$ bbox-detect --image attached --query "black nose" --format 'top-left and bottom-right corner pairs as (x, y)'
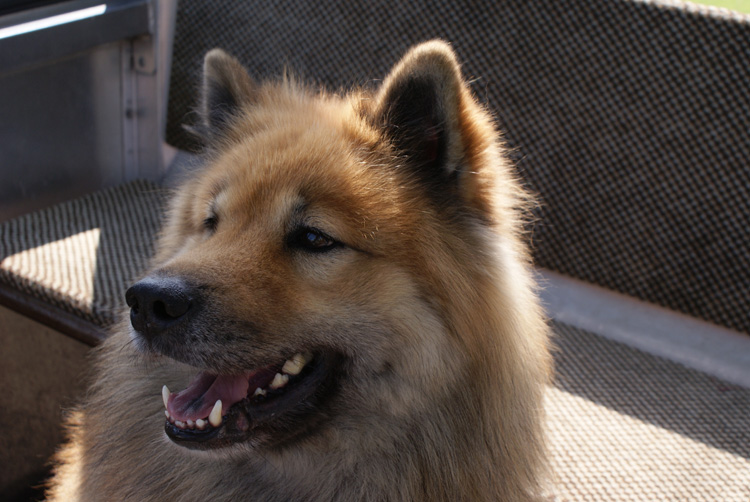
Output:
(125, 276), (195, 338)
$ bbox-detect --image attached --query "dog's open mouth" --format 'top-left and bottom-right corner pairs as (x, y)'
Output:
(161, 351), (341, 450)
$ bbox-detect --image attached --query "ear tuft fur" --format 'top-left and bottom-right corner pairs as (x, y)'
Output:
(200, 49), (256, 139)
(374, 40), (467, 184)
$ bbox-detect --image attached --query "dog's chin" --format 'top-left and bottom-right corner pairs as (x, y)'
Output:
(156, 349), (344, 452)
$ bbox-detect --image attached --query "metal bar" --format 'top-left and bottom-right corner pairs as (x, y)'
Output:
(538, 268), (750, 389)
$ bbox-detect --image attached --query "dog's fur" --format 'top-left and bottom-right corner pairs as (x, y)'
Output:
(47, 41), (551, 501)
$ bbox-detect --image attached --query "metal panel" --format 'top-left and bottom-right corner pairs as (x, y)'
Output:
(0, 0), (152, 75)
(0, 45), (125, 221)
(0, 0), (176, 222)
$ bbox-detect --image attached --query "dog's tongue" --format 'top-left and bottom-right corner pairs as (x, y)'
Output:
(167, 372), (251, 422)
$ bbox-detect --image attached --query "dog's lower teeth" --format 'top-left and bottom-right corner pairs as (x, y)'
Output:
(163, 352), (313, 432)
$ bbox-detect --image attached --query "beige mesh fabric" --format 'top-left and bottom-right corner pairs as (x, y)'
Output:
(0, 180), (166, 327)
(546, 322), (750, 501)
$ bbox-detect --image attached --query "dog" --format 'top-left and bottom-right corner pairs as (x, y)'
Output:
(47, 40), (551, 501)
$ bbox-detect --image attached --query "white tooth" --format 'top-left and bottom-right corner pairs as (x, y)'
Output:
(270, 373), (289, 389)
(196, 419), (206, 430)
(253, 387), (267, 397)
(281, 360), (297, 375)
(282, 353), (307, 375)
(187, 419), (195, 428)
(175, 420), (185, 428)
(209, 400), (223, 427)
(162, 385), (170, 409)
(164, 410), (170, 419)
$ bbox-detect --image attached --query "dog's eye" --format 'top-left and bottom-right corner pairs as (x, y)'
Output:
(289, 227), (339, 252)
(203, 214), (218, 233)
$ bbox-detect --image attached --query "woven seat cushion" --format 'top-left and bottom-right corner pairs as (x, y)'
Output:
(166, 0), (750, 335)
(0, 180), (166, 329)
(547, 322), (750, 501)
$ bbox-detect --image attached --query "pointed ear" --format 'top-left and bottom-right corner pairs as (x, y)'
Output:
(198, 49), (256, 139)
(373, 40), (468, 185)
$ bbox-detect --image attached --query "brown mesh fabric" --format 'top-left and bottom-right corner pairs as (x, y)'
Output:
(166, 0), (750, 334)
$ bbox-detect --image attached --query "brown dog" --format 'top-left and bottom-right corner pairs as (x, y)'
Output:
(48, 40), (551, 501)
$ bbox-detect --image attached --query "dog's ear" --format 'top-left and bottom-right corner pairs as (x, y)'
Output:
(197, 49), (256, 140)
(374, 40), (470, 188)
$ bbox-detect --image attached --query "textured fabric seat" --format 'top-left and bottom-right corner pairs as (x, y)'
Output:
(0, 180), (166, 344)
(546, 322), (750, 501)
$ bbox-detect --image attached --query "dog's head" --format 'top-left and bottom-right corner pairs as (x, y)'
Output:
(126, 41), (524, 453)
